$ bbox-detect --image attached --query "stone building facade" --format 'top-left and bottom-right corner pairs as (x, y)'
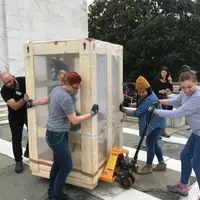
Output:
(0, 0), (88, 76)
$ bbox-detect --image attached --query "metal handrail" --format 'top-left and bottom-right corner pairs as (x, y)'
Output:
(124, 94), (133, 104)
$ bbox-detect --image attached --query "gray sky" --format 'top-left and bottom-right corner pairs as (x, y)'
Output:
(87, 0), (94, 5)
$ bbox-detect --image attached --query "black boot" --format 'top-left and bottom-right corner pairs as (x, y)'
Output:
(50, 194), (71, 200)
(60, 193), (70, 200)
(15, 161), (24, 173)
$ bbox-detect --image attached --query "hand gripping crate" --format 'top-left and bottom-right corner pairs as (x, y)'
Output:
(24, 38), (123, 189)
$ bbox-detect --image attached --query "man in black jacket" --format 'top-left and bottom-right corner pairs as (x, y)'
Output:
(0, 72), (29, 174)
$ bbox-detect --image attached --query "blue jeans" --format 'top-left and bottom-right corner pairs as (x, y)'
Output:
(146, 128), (164, 166)
(180, 133), (200, 188)
(45, 130), (73, 200)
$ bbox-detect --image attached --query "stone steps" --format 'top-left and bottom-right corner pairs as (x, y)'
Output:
(0, 113), (8, 121)
(0, 107), (8, 114)
(0, 119), (9, 125)
(0, 95), (8, 125)
(0, 102), (6, 109)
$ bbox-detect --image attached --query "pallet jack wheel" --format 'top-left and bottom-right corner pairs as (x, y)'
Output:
(120, 175), (133, 190)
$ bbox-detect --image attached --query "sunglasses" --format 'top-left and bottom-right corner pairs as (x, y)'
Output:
(71, 84), (81, 90)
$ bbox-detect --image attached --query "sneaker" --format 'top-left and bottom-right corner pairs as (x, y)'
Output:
(15, 161), (24, 173)
(161, 131), (170, 138)
(153, 163), (167, 171)
(24, 150), (29, 158)
(167, 182), (189, 196)
(137, 165), (152, 175)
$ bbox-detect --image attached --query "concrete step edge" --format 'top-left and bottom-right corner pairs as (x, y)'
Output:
(0, 117), (8, 122)
(0, 119), (9, 125)
(0, 113), (7, 117)
(0, 107), (7, 111)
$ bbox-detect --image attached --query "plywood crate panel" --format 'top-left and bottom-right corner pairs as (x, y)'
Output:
(24, 39), (123, 189)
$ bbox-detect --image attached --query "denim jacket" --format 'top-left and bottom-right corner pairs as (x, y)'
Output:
(133, 92), (166, 137)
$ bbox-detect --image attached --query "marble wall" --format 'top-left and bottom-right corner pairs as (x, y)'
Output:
(0, 0), (88, 76)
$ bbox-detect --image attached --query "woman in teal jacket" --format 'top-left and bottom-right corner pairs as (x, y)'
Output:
(120, 76), (166, 174)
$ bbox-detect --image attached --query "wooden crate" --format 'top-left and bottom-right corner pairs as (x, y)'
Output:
(23, 38), (123, 189)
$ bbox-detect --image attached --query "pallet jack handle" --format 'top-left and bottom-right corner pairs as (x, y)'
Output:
(99, 100), (160, 188)
(131, 100), (160, 164)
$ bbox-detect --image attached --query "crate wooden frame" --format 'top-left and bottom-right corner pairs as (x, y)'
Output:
(24, 38), (123, 189)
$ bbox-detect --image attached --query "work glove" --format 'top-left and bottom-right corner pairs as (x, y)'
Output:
(148, 105), (156, 115)
(26, 99), (34, 108)
(91, 104), (99, 116)
(152, 100), (160, 108)
(148, 100), (159, 115)
(119, 103), (126, 113)
(123, 101), (130, 107)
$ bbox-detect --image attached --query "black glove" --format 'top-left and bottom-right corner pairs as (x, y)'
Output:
(152, 100), (160, 108)
(148, 105), (156, 114)
(119, 104), (126, 113)
(123, 101), (130, 107)
(148, 100), (159, 114)
(26, 99), (34, 108)
(91, 104), (99, 116)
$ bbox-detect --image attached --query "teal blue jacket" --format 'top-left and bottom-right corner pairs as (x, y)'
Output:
(133, 92), (166, 137)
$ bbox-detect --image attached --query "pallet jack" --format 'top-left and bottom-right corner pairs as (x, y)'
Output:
(99, 101), (159, 189)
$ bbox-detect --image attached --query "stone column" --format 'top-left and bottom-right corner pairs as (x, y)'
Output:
(0, 0), (9, 75)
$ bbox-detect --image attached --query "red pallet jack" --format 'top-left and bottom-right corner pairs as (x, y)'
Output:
(99, 101), (159, 189)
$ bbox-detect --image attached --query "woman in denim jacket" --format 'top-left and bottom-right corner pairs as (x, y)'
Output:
(120, 76), (166, 174)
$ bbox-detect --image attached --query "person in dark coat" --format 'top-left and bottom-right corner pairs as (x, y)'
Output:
(152, 66), (173, 138)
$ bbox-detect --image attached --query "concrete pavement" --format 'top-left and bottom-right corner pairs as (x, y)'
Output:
(0, 120), (198, 200)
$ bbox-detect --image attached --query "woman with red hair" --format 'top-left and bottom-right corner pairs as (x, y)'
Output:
(29, 71), (99, 200)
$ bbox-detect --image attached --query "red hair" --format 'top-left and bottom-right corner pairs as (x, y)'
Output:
(59, 71), (82, 85)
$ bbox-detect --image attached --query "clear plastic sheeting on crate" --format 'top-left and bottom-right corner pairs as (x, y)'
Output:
(112, 55), (121, 146)
(93, 39), (123, 56)
(96, 54), (108, 166)
(33, 54), (82, 167)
